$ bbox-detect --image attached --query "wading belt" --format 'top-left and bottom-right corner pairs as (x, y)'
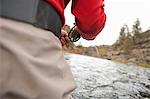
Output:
(0, 0), (62, 38)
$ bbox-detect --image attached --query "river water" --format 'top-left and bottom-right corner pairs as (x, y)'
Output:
(65, 54), (150, 99)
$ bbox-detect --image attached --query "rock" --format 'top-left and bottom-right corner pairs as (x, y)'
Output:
(104, 57), (112, 60)
(128, 58), (137, 62)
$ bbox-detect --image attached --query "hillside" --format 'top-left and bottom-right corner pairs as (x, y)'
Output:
(63, 20), (150, 67)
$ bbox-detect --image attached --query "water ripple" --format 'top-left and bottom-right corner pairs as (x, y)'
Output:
(65, 54), (150, 99)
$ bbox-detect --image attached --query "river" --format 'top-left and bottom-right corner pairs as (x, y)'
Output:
(65, 54), (150, 99)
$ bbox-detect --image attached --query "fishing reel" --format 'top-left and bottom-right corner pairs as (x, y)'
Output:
(68, 24), (81, 42)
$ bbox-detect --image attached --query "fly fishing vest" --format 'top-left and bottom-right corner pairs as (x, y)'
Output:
(0, 0), (62, 38)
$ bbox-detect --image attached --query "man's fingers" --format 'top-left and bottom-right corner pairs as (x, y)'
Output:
(60, 39), (65, 46)
(60, 29), (70, 46)
(60, 37), (67, 46)
(65, 36), (70, 42)
(61, 30), (68, 37)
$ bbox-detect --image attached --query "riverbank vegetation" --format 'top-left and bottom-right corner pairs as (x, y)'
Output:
(63, 19), (150, 68)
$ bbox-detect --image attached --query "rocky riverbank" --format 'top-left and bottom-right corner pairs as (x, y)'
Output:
(63, 20), (150, 67)
(63, 30), (150, 68)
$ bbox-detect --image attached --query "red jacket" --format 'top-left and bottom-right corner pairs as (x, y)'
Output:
(47, 0), (106, 40)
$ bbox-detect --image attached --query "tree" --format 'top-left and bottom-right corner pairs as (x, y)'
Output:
(132, 18), (142, 43)
(115, 26), (126, 50)
(132, 18), (142, 34)
(113, 24), (133, 53)
(132, 18), (142, 44)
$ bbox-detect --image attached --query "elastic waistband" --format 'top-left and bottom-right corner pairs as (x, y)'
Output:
(0, 0), (62, 38)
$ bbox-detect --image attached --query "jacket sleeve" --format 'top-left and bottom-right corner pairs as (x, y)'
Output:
(71, 0), (106, 40)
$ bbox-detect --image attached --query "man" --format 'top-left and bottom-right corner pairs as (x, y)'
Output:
(0, 0), (106, 99)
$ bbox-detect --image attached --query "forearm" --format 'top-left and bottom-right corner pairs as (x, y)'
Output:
(71, 0), (106, 40)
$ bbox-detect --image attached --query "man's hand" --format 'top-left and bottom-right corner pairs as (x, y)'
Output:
(60, 30), (70, 46)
